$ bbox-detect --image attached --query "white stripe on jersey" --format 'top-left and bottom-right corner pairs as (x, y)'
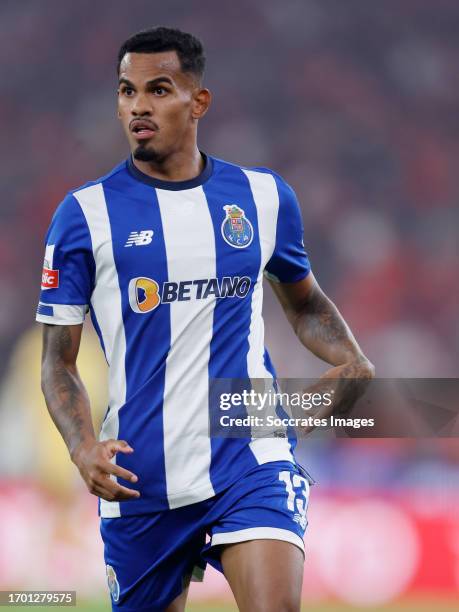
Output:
(242, 169), (294, 464)
(44, 243), (55, 268)
(156, 186), (216, 508)
(36, 303), (86, 325)
(74, 183), (127, 518)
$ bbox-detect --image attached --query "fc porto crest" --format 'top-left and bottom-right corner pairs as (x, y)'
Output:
(106, 564), (120, 602)
(221, 205), (254, 249)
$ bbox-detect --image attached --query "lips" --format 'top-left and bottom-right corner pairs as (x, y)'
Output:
(130, 119), (157, 140)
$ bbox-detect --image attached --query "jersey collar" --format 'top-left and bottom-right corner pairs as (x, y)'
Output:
(127, 152), (213, 191)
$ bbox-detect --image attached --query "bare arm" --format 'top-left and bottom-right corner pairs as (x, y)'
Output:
(270, 272), (374, 377)
(41, 324), (95, 455)
(270, 272), (374, 418)
(41, 324), (140, 500)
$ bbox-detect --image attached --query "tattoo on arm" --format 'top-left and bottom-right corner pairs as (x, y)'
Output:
(297, 284), (349, 341)
(299, 287), (374, 409)
(272, 277), (375, 422)
(293, 283), (365, 369)
(41, 325), (95, 458)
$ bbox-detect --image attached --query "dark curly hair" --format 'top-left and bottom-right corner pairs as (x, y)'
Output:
(117, 26), (206, 81)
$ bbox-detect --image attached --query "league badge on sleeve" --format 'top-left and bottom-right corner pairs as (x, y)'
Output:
(41, 243), (59, 290)
(221, 205), (254, 249)
(41, 267), (59, 289)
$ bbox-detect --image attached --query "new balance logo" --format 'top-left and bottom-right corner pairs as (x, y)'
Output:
(125, 230), (154, 247)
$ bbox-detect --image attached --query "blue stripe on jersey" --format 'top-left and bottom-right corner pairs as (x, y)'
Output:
(89, 306), (107, 363)
(265, 172), (311, 283)
(101, 172), (170, 513)
(38, 194), (95, 307)
(264, 342), (297, 452)
(90, 305), (110, 461)
(37, 303), (54, 316)
(263, 348), (276, 378)
(204, 161), (263, 490)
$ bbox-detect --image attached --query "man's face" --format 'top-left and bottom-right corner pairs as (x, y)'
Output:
(117, 51), (206, 162)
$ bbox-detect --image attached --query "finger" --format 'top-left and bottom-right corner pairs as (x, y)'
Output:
(105, 439), (135, 455)
(102, 475), (141, 500)
(92, 483), (115, 502)
(116, 440), (135, 453)
(105, 462), (138, 483)
(94, 486), (139, 503)
(93, 479), (140, 502)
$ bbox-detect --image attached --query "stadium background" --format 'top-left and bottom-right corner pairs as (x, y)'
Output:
(0, 0), (458, 610)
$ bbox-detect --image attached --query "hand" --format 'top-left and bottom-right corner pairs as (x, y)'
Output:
(297, 359), (375, 435)
(71, 439), (140, 502)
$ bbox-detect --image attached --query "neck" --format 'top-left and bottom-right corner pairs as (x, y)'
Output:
(131, 145), (204, 182)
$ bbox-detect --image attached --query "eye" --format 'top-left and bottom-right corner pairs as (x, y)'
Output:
(153, 86), (167, 95)
(119, 86), (134, 96)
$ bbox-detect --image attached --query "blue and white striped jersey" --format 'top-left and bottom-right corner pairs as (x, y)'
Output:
(36, 154), (311, 517)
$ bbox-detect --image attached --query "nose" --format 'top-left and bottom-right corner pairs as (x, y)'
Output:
(131, 91), (152, 117)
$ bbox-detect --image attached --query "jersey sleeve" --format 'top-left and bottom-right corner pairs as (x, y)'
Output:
(36, 193), (95, 325)
(264, 174), (311, 283)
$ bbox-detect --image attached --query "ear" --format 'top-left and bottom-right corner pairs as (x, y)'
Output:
(191, 88), (211, 120)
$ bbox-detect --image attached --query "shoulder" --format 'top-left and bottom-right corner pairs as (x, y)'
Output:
(69, 160), (128, 196)
(243, 163), (298, 206)
(50, 160), (128, 223)
(210, 157), (299, 218)
(210, 155), (283, 179)
(210, 156), (293, 191)
(244, 165), (286, 183)
(45, 192), (92, 247)
(50, 192), (83, 224)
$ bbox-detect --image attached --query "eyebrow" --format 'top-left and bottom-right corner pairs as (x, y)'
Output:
(118, 76), (175, 88)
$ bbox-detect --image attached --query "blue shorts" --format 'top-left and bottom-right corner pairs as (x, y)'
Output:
(100, 460), (312, 611)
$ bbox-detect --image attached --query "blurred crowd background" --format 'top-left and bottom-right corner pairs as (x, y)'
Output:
(0, 0), (458, 608)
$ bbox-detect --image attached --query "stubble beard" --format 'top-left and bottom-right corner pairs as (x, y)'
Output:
(132, 142), (161, 162)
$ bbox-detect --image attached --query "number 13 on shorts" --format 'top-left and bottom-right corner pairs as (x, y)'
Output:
(279, 469), (310, 530)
